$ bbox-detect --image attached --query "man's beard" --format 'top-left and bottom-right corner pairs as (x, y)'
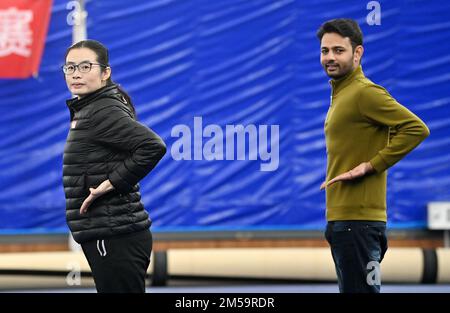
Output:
(324, 59), (354, 80)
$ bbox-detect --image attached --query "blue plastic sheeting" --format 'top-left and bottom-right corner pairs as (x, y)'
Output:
(0, 0), (449, 234)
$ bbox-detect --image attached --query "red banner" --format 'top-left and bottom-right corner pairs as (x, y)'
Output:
(0, 0), (53, 78)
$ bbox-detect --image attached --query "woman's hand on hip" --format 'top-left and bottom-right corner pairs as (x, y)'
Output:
(80, 179), (115, 214)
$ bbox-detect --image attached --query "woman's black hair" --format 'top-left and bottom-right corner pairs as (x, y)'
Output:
(64, 39), (137, 118)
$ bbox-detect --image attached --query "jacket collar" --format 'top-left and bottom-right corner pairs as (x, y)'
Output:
(329, 65), (364, 94)
(66, 84), (121, 113)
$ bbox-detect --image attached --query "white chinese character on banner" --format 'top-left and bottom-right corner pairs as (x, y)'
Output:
(0, 7), (33, 57)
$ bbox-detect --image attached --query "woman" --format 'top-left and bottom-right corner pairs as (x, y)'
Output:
(62, 40), (166, 293)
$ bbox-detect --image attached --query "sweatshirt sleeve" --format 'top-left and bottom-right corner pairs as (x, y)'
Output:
(90, 101), (166, 194)
(358, 84), (430, 173)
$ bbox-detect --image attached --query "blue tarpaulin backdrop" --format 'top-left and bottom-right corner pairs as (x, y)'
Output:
(0, 0), (449, 233)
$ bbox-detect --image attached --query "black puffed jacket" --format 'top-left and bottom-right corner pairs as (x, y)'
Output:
(63, 85), (166, 243)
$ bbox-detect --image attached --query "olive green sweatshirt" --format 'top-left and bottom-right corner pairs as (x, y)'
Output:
(324, 65), (430, 222)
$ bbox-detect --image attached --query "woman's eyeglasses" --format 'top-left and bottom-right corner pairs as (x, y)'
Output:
(62, 62), (107, 75)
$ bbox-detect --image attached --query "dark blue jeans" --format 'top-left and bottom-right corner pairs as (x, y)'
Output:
(325, 220), (388, 293)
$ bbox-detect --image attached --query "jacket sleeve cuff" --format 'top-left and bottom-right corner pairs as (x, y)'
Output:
(108, 171), (132, 194)
(369, 154), (389, 173)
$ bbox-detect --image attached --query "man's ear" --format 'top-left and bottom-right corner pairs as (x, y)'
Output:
(355, 45), (364, 64)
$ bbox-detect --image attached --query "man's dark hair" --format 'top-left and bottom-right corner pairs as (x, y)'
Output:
(316, 18), (363, 51)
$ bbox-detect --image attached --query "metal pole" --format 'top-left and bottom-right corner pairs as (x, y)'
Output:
(68, 0), (88, 252)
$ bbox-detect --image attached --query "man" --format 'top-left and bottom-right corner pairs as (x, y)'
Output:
(317, 18), (429, 293)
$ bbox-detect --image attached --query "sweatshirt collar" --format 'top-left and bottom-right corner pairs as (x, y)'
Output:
(329, 65), (364, 94)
